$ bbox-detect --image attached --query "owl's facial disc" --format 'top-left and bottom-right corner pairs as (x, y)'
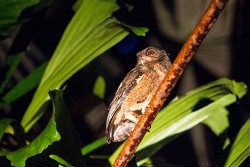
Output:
(137, 47), (165, 65)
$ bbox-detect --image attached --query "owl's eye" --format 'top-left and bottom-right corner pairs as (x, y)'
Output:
(146, 48), (157, 56)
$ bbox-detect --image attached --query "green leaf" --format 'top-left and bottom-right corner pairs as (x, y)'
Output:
(224, 118), (250, 167)
(0, 0), (39, 37)
(232, 80), (248, 98)
(0, 53), (24, 93)
(50, 155), (74, 167)
(0, 118), (14, 140)
(93, 76), (106, 99)
(122, 24), (149, 36)
(81, 137), (106, 155)
(21, 0), (148, 132)
(202, 107), (228, 136)
(1, 89), (85, 167)
(72, 0), (83, 11)
(49, 89), (86, 167)
(3, 109), (60, 167)
(0, 61), (47, 108)
(108, 78), (247, 165)
(202, 107), (230, 149)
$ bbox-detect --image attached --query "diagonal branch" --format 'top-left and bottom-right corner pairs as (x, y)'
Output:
(112, 0), (230, 166)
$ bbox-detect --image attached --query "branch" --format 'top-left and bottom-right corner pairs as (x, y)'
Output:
(112, 0), (229, 166)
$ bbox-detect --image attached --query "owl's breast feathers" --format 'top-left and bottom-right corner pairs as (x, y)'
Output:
(106, 67), (144, 130)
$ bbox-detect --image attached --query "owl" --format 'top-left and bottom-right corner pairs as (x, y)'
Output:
(105, 47), (171, 144)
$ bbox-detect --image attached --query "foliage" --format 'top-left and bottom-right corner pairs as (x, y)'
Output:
(0, 0), (39, 37)
(109, 78), (249, 166)
(224, 118), (250, 167)
(19, 0), (148, 132)
(0, 61), (48, 108)
(0, 77), (249, 166)
(0, 0), (249, 166)
(93, 76), (106, 99)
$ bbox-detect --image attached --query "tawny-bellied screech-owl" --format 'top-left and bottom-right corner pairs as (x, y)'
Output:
(105, 47), (171, 144)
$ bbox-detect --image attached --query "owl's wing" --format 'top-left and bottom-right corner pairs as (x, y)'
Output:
(106, 67), (144, 129)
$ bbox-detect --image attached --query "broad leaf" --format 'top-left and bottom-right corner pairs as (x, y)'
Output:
(0, 61), (48, 108)
(202, 107), (230, 149)
(21, 0), (148, 132)
(0, 53), (23, 93)
(109, 78), (247, 165)
(2, 109), (60, 167)
(49, 89), (85, 166)
(224, 118), (250, 167)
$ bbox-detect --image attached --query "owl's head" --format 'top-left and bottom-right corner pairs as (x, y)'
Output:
(136, 47), (168, 65)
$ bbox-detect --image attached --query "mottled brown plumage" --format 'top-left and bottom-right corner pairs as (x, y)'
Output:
(106, 47), (171, 144)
